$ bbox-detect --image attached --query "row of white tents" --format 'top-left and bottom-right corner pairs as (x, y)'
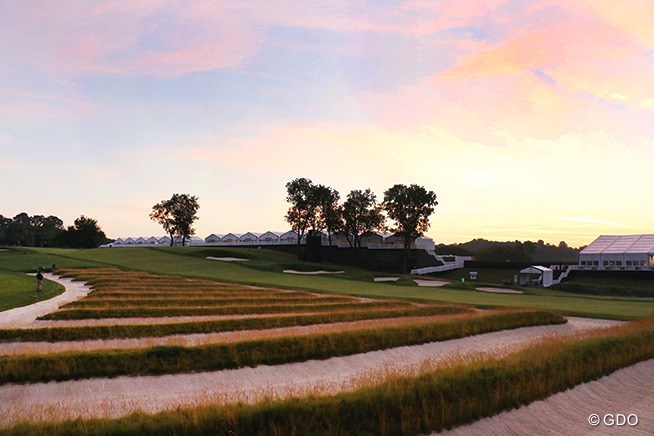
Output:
(107, 231), (435, 250)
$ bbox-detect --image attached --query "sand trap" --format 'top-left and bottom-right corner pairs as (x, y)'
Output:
(374, 277), (400, 282)
(0, 317), (621, 427)
(414, 279), (449, 287)
(0, 249), (10, 251)
(205, 256), (249, 262)
(283, 270), (345, 275)
(440, 358), (654, 435)
(0, 274), (93, 328)
(0, 314), (487, 356)
(476, 287), (524, 294)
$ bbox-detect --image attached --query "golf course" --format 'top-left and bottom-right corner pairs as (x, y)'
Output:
(1, 246), (653, 435)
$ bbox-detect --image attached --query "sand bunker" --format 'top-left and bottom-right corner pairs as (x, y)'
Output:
(440, 358), (654, 435)
(476, 287), (523, 294)
(283, 270), (345, 275)
(206, 256), (249, 262)
(0, 274), (93, 328)
(0, 317), (621, 428)
(374, 277), (400, 282)
(414, 279), (449, 287)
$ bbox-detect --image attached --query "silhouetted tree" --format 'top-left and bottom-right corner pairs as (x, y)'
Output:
(284, 178), (316, 253)
(383, 184), (438, 273)
(54, 216), (109, 248)
(150, 194), (200, 246)
(342, 189), (385, 250)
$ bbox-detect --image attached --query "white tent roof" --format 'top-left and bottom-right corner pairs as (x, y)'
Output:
(581, 235), (654, 255)
(520, 265), (552, 274)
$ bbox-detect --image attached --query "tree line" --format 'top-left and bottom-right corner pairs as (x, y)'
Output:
(435, 239), (580, 263)
(0, 213), (110, 248)
(284, 178), (438, 273)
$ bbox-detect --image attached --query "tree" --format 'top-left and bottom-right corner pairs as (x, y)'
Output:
(284, 178), (316, 252)
(311, 184), (342, 245)
(54, 216), (109, 248)
(342, 189), (385, 251)
(383, 184), (438, 273)
(150, 194), (200, 246)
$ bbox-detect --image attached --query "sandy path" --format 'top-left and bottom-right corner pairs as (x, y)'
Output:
(0, 274), (92, 328)
(0, 317), (620, 427)
(0, 313), (494, 356)
(439, 358), (654, 435)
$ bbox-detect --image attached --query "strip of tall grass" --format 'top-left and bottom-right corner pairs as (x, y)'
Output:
(64, 296), (353, 308)
(39, 301), (411, 320)
(4, 319), (653, 436)
(82, 290), (313, 299)
(0, 305), (470, 342)
(0, 310), (563, 384)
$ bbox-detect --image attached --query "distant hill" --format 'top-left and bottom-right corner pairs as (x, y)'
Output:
(435, 239), (579, 264)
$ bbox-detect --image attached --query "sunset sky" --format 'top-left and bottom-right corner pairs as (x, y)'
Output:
(2, 1), (653, 247)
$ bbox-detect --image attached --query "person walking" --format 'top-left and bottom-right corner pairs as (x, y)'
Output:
(36, 269), (44, 292)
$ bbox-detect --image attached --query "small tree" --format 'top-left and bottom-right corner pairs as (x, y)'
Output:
(383, 184), (438, 273)
(150, 194), (200, 246)
(342, 189), (385, 251)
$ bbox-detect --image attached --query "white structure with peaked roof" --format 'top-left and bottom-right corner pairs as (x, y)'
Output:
(579, 234), (654, 270)
(520, 265), (553, 287)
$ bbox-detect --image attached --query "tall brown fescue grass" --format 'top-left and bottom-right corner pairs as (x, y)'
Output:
(0, 310), (563, 384)
(3, 319), (652, 436)
(0, 306), (469, 342)
(40, 301), (414, 320)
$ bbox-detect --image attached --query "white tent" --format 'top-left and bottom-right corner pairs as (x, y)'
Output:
(579, 235), (654, 270)
(205, 234), (223, 243)
(520, 265), (553, 287)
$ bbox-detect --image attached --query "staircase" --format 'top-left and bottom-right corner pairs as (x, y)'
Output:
(550, 265), (579, 285)
(411, 254), (472, 275)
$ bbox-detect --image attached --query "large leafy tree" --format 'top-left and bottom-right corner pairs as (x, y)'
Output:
(310, 184), (341, 246)
(383, 184), (438, 273)
(54, 216), (110, 248)
(284, 178), (316, 251)
(0, 213), (65, 246)
(150, 194), (200, 246)
(342, 189), (385, 250)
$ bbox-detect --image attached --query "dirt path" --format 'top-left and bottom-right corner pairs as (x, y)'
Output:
(0, 274), (92, 328)
(0, 317), (620, 428)
(439, 358), (654, 435)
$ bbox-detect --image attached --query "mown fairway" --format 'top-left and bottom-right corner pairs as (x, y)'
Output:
(3, 246), (654, 319)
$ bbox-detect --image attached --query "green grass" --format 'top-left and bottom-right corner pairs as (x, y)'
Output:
(0, 310), (564, 384)
(0, 271), (63, 312)
(4, 319), (654, 436)
(3, 247), (654, 319)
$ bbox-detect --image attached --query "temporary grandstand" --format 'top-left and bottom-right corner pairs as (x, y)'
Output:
(578, 234), (654, 271)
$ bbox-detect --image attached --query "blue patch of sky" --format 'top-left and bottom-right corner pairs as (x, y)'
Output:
(643, 49), (654, 62)
(533, 69), (557, 85)
(253, 25), (453, 91)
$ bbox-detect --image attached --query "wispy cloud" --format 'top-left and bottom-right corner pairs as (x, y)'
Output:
(551, 217), (624, 227)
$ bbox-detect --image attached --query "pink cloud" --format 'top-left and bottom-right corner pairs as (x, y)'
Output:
(2, 1), (264, 79)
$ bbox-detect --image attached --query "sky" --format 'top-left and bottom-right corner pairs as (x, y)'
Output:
(2, 1), (654, 248)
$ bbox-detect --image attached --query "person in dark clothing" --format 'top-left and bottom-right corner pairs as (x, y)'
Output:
(36, 269), (44, 292)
